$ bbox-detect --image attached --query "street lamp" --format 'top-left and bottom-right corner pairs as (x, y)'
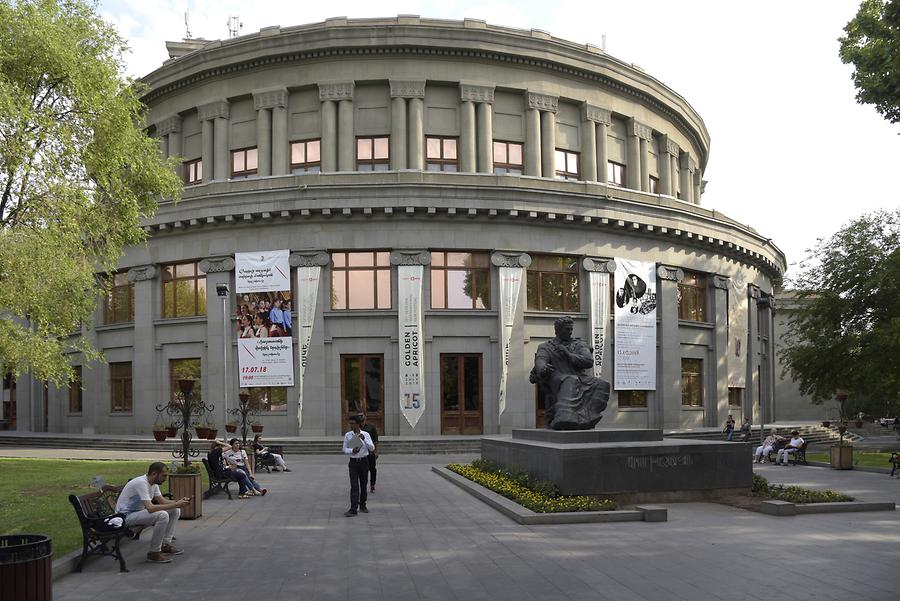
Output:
(216, 282), (229, 428)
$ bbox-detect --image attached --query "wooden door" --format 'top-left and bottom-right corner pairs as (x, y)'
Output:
(440, 354), (483, 434)
(341, 354), (384, 433)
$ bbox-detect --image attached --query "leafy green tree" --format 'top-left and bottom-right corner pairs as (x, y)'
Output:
(781, 210), (900, 419)
(0, 0), (181, 385)
(838, 0), (900, 124)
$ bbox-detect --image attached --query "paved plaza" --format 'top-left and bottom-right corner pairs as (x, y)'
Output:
(44, 452), (900, 601)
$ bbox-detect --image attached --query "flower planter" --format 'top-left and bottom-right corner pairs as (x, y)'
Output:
(251, 424), (263, 433)
(830, 445), (853, 470)
(195, 426), (209, 439)
(225, 424), (237, 433)
(165, 426), (178, 438)
(821, 421), (831, 428)
(168, 472), (202, 519)
(152, 430), (167, 442)
(206, 428), (218, 440)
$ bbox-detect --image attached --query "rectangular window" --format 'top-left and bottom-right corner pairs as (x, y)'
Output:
(69, 366), (82, 414)
(677, 271), (708, 322)
(728, 387), (743, 408)
(290, 139), (321, 174)
(356, 137), (389, 171)
(555, 149), (580, 180)
(493, 141), (523, 175)
(430, 251), (490, 309)
(184, 158), (202, 184)
(426, 137), (458, 172)
(681, 358), (703, 407)
(170, 358), (201, 405)
(109, 362), (132, 413)
(247, 387), (288, 412)
(649, 175), (659, 194)
(526, 254), (580, 312)
(102, 271), (134, 324)
(231, 147), (258, 178)
(607, 161), (625, 186)
(162, 261), (207, 318)
(618, 390), (647, 408)
(331, 251), (392, 310)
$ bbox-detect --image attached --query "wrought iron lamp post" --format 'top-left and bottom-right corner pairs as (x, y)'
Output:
(227, 390), (259, 446)
(155, 379), (215, 465)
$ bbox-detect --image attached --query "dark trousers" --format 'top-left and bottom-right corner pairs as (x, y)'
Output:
(367, 453), (377, 487)
(348, 457), (369, 511)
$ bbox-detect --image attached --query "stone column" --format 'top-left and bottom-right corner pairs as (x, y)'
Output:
(390, 96), (407, 170)
(630, 119), (652, 192)
(460, 83), (494, 173)
(626, 118), (641, 190)
(680, 152), (695, 204)
(746, 285), (761, 425)
(214, 117), (229, 179)
(319, 82), (355, 171)
(476, 102), (493, 174)
(199, 100), (230, 181)
(157, 114), (182, 181)
(199, 257), (235, 427)
(660, 136), (680, 196)
(255, 87), (289, 176)
(670, 150), (680, 197)
(255, 108), (272, 177)
(540, 111), (555, 177)
(201, 118), (213, 183)
(391, 80), (425, 170)
(580, 107), (597, 182)
(711, 275), (730, 428)
(694, 170), (703, 204)
(127, 265), (158, 435)
(656, 265), (684, 430)
(458, 100), (475, 172)
(582, 104), (611, 183)
(320, 100), (337, 172)
(596, 121), (609, 184)
(524, 106), (541, 176)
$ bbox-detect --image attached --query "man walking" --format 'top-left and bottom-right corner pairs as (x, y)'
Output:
(115, 462), (190, 563)
(359, 412), (379, 493)
(342, 414), (374, 517)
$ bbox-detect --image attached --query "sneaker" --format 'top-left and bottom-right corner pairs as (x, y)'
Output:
(283, 468), (291, 472)
(360, 506), (369, 513)
(147, 551), (172, 563)
(161, 544), (184, 556)
(260, 488), (268, 496)
(343, 510), (357, 517)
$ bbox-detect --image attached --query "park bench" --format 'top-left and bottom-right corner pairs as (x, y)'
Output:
(890, 452), (900, 477)
(68, 485), (131, 573)
(767, 441), (809, 466)
(202, 457), (234, 500)
(254, 445), (284, 473)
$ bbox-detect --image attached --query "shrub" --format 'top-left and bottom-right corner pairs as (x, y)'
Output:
(751, 474), (853, 503)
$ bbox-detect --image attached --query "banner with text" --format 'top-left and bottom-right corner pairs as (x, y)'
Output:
(238, 337), (295, 388)
(498, 266), (524, 415)
(235, 250), (291, 293)
(727, 278), (748, 388)
(613, 259), (657, 390)
(295, 266), (321, 428)
(588, 271), (611, 378)
(398, 265), (425, 428)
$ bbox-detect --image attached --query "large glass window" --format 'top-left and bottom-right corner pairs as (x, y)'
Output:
(526, 255), (580, 312)
(426, 137), (458, 172)
(184, 158), (202, 185)
(169, 358), (201, 405)
(677, 271), (708, 322)
(649, 175), (659, 194)
(291, 139), (321, 174)
(555, 149), (580, 180)
(356, 137), (389, 171)
(110, 362), (132, 413)
(69, 366), (82, 414)
(331, 251), (391, 310)
(618, 390), (647, 408)
(607, 161), (625, 186)
(162, 261), (207, 318)
(681, 358), (703, 407)
(231, 147), (258, 178)
(430, 252), (490, 309)
(728, 387), (743, 408)
(493, 141), (523, 175)
(247, 387), (288, 412)
(102, 271), (134, 324)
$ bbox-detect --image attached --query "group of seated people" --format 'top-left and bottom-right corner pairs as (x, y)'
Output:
(753, 429), (805, 465)
(207, 438), (273, 499)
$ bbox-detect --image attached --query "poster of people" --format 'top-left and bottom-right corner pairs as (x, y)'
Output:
(613, 258), (657, 390)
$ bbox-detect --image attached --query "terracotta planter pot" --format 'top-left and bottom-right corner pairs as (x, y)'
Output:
(206, 429), (218, 440)
(251, 424), (263, 433)
(822, 421), (831, 428)
(225, 424), (237, 433)
(152, 430), (167, 442)
(166, 426), (178, 437)
(195, 426), (209, 439)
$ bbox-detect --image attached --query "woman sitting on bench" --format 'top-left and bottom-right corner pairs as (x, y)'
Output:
(224, 438), (268, 496)
(253, 434), (290, 472)
(754, 429), (784, 463)
(208, 440), (259, 499)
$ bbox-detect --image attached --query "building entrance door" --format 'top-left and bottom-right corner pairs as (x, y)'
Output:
(440, 354), (482, 434)
(341, 354), (384, 433)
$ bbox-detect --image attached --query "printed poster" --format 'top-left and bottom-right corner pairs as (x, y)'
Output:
(398, 265), (425, 428)
(235, 250), (290, 293)
(238, 337), (294, 387)
(613, 258), (657, 390)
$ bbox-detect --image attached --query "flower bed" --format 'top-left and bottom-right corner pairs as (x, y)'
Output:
(752, 474), (853, 503)
(447, 460), (616, 513)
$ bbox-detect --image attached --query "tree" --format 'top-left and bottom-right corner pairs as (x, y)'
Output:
(838, 0), (900, 125)
(780, 210), (900, 419)
(0, 0), (181, 385)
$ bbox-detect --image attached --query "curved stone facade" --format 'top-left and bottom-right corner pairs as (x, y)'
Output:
(17, 17), (785, 437)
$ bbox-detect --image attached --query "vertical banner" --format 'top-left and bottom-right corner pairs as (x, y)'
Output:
(588, 271), (611, 378)
(727, 278), (748, 388)
(498, 266), (523, 415)
(613, 258), (657, 390)
(295, 265), (321, 428)
(398, 265), (425, 428)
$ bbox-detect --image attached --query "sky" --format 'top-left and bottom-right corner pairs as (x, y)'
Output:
(100, 0), (899, 280)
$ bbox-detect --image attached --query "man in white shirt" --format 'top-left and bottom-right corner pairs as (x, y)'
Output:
(775, 430), (805, 465)
(342, 414), (375, 517)
(115, 462), (190, 563)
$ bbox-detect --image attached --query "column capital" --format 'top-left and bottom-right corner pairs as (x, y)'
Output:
(680, 151), (696, 171)
(582, 257), (616, 273)
(390, 250), (432, 266)
(748, 284), (762, 300)
(156, 114), (182, 136)
(629, 118), (652, 141)
(582, 103), (611, 125)
(199, 256), (235, 274)
(459, 82), (495, 103)
(656, 265), (684, 282)
(665, 138), (680, 158)
(389, 79), (426, 99)
(525, 91), (558, 113)
(126, 264), (158, 282)
(710, 275), (730, 290)
(491, 251), (532, 268)
(318, 81), (355, 101)
(290, 251), (330, 267)
(253, 86), (288, 110)
(198, 99), (230, 121)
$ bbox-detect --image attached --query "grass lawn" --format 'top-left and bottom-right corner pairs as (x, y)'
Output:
(805, 451), (897, 468)
(0, 458), (209, 558)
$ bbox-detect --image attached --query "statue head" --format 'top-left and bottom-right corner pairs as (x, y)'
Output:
(554, 316), (575, 340)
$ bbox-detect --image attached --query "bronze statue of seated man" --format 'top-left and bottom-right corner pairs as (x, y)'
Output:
(529, 316), (610, 430)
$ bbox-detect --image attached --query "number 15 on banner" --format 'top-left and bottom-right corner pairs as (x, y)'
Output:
(402, 393), (421, 409)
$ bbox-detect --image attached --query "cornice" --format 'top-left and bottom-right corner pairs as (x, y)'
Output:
(318, 81), (354, 101)
(525, 91), (558, 113)
(198, 256), (235, 273)
(253, 86), (288, 109)
(389, 79), (426, 99)
(582, 257), (616, 273)
(491, 251), (532, 268)
(126, 265), (158, 282)
(629, 118), (652, 142)
(657, 265), (685, 283)
(459, 82), (495, 104)
(710, 275), (730, 290)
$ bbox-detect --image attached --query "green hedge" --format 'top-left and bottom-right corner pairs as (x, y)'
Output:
(752, 474), (854, 503)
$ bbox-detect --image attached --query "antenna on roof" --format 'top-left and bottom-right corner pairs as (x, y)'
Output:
(601, 34), (607, 52)
(184, 10), (192, 39)
(227, 15), (243, 38)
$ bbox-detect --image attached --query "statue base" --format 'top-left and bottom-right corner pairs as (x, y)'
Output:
(481, 428), (751, 503)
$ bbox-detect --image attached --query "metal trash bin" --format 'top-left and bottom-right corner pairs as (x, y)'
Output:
(0, 534), (52, 601)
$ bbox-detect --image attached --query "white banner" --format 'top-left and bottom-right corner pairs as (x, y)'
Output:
(588, 271), (611, 378)
(238, 337), (295, 387)
(498, 266), (523, 415)
(727, 278), (748, 388)
(235, 250), (290, 294)
(613, 259), (657, 390)
(398, 265), (425, 428)
(295, 266), (321, 428)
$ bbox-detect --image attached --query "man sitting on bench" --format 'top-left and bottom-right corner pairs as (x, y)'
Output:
(775, 430), (805, 466)
(114, 462), (190, 564)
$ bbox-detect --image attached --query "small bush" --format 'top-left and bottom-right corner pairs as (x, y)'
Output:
(751, 474), (853, 503)
(532, 480), (560, 498)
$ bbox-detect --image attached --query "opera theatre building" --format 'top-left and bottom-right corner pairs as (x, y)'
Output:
(3, 17), (787, 438)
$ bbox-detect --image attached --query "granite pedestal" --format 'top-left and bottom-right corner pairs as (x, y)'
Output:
(481, 428), (751, 503)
